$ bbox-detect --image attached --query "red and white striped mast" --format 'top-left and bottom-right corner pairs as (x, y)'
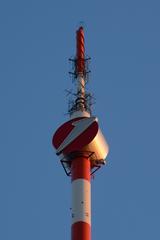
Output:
(52, 26), (109, 240)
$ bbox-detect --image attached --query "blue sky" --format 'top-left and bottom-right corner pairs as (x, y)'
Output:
(1, 0), (160, 239)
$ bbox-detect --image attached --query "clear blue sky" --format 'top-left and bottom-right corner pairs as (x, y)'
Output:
(1, 0), (160, 239)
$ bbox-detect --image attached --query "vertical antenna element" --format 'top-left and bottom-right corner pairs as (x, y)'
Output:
(68, 26), (91, 117)
(76, 26), (85, 74)
(76, 27), (86, 113)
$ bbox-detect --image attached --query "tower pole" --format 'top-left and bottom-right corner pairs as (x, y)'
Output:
(71, 26), (91, 240)
(71, 155), (91, 240)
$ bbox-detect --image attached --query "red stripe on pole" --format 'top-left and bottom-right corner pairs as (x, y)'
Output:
(71, 156), (90, 181)
(76, 26), (85, 74)
(72, 221), (91, 240)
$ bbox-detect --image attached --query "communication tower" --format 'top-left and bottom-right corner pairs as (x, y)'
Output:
(52, 26), (109, 240)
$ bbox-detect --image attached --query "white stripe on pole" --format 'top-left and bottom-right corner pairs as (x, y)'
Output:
(72, 179), (91, 225)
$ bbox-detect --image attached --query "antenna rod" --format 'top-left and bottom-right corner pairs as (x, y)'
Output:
(76, 26), (85, 74)
(75, 27), (86, 113)
(68, 26), (92, 117)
